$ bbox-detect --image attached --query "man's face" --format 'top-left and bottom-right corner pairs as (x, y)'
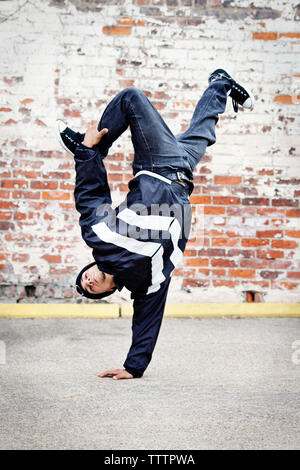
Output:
(81, 264), (113, 295)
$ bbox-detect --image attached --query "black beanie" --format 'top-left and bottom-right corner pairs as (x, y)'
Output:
(75, 262), (117, 300)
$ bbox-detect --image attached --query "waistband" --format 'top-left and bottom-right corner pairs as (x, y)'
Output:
(152, 167), (194, 195)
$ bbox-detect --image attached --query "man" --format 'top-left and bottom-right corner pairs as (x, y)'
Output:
(56, 69), (254, 380)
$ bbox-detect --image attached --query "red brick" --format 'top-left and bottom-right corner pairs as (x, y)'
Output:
(287, 272), (300, 279)
(198, 248), (225, 257)
(14, 212), (27, 221)
(205, 229), (224, 237)
(202, 185), (223, 194)
(243, 197), (269, 206)
(13, 170), (41, 179)
(173, 268), (195, 277)
(0, 201), (18, 209)
(214, 175), (242, 185)
(183, 278), (210, 288)
(35, 119), (47, 127)
(279, 32), (300, 38)
(271, 281), (298, 290)
(240, 259), (267, 268)
(256, 230), (283, 238)
(0, 170), (11, 178)
(0, 221), (14, 230)
(273, 199), (299, 208)
(117, 16), (145, 26)
(49, 266), (77, 275)
(59, 202), (75, 210)
(227, 206), (256, 216)
(184, 249), (197, 257)
(197, 269), (210, 276)
(109, 173), (123, 181)
(190, 195), (211, 204)
(257, 249), (284, 259)
(42, 254), (61, 263)
(13, 191), (40, 199)
(242, 238), (269, 247)
(242, 280), (269, 289)
(154, 91), (170, 100)
(31, 181), (58, 190)
(228, 269), (255, 279)
(268, 260), (292, 269)
(212, 238), (239, 247)
(213, 196), (240, 205)
(286, 230), (300, 238)
(258, 169), (274, 176)
(260, 270), (282, 280)
(103, 26), (132, 35)
(211, 258), (237, 267)
(212, 269), (226, 277)
(0, 211), (12, 220)
(28, 202), (47, 210)
(42, 191), (70, 201)
(277, 178), (300, 185)
(46, 172), (71, 180)
(271, 240), (298, 249)
(60, 182), (74, 190)
(252, 32), (278, 40)
(12, 253), (28, 262)
(257, 207), (285, 216)
(213, 280), (239, 288)
(63, 109), (81, 118)
(286, 209), (300, 218)
(185, 258), (209, 267)
(1, 179), (28, 189)
(274, 95), (300, 104)
(231, 186), (258, 196)
(204, 206), (225, 215)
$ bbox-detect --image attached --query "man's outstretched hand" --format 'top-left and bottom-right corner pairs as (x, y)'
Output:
(98, 369), (134, 380)
(83, 126), (108, 148)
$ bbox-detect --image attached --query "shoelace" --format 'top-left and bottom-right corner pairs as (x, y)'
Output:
(63, 131), (80, 146)
(230, 83), (249, 112)
(232, 98), (238, 113)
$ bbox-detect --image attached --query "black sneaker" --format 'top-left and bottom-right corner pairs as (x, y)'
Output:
(209, 69), (255, 112)
(56, 120), (85, 156)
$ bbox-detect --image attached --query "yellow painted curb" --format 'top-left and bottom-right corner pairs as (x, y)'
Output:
(121, 302), (300, 318)
(0, 303), (119, 318)
(0, 303), (299, 319)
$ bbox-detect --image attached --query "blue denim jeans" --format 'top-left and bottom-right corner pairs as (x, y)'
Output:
(96, 79), (231, 177)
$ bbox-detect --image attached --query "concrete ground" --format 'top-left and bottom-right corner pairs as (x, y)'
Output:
(0, 317), (299, 450)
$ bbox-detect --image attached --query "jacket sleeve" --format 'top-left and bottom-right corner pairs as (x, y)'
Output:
(74, 144), (112, 244)
(123, 278), (171, 378)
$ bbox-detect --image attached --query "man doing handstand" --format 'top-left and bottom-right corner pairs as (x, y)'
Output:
(56, 69), (254, 380)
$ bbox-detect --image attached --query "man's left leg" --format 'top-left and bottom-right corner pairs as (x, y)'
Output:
(175, 78), (230, 172)
(175, 71), (254, 172)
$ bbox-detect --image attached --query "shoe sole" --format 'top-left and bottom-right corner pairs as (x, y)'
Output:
(55, 120), (75, 157)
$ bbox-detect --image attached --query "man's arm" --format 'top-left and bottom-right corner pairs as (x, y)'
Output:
(74, 127), (111, 242)
(99, 279), (171, 380)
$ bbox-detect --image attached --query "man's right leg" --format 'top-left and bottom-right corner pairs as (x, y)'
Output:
(95, 87), (183, 173)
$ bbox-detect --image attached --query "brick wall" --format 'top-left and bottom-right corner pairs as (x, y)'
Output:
(0, 0), (299, 303)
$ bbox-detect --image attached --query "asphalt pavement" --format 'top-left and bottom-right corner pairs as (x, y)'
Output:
(0, 317), (299, 450)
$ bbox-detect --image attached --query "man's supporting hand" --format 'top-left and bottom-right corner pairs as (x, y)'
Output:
(98, 369), (134, 380)
(83, 126), (108, 148)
